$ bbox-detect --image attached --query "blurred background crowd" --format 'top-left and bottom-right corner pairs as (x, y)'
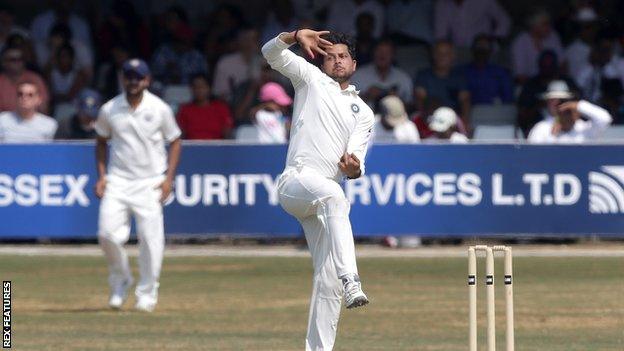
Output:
(1, 0), (624, 143)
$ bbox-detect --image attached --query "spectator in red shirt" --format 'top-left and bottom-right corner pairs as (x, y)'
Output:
(176, 74), (233, 140)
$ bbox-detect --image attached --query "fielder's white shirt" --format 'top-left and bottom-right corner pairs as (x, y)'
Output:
(262, 34), (375, 182)
(372, 119), (420, 143)
(527, 100), (612, 144)
(95, 90), (181, 179)
(0, 111), (57, 142)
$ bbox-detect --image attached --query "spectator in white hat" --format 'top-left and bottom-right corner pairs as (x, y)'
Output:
(427, 106), (468, 143)
(528, 80), (612, 143)
(372, 95), (419, 143)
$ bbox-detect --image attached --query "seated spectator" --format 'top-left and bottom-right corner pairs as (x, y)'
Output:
(4, 32), (38, 72)
(414, 41), (471, 127)
(434, 0), (510, 49)
(46, 44), (88, 105)
(0, 4), (29, 53)
(176, 74), (233, 140)
(528, 80), (612, 143)
(213, 28), (263, 102)
(575, 36), (624, 104)
(564, 7), (599, 77)
(0, 46), (49, 112)
(231, 63), (286, 125)
(512, 10), (563, 83)
(200, 4), (246, 68)
(30, 0), (92, 51)
(372, 95), (419, 143)
(261, 0), (300, 44)
(352, 39), (413, 107)
(599, 78), (624, 124)
(151, 23), (207, 85)
(95, 43), (131, 100)
(0, 81), (56, 142)
(55, 88), (100, 139)
(326, 0), (384, 38)
(35, 22), (93, 78)
(462, 34), (513, 105)
(517, 50), (579, 136)
(354, 12), (376, 66)
(96, 0), (151, 61)
(427, 106), (469, 143)
(251, 82), (291, 143)
(385, 0), (433, 45)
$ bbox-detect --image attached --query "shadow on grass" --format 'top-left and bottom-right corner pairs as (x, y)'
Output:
(40, 307), (124, 313)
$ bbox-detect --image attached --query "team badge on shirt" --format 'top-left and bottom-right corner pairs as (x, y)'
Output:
(351, 103), (360, 113)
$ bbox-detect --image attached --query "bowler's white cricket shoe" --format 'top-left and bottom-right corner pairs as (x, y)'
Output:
(342, 274), (369, 309)
(135, 296), (157, 312)
(108, 277), (133, 309)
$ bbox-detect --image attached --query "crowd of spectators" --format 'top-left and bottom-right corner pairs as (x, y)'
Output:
(0, 0), (623, 144)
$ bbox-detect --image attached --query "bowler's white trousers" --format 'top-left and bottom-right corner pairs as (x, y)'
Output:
(277, 167), (359, 351)
(97, 174), (165, 303)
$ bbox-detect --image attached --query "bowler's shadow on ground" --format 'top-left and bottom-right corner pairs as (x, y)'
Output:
(40, 307), (121, 313)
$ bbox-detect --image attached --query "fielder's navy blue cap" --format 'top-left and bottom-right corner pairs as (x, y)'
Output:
(122, 58), (150, 78)
(76, 88), (101, 117)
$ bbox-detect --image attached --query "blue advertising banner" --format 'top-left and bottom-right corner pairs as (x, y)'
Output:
(1, 143), (624, 238)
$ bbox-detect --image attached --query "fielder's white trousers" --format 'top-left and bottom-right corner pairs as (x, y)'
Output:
(97, 174), (165, 303)
(277, 167), (359, 351)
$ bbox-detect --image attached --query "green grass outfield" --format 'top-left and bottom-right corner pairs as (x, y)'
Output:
(2, 249), (623, 350)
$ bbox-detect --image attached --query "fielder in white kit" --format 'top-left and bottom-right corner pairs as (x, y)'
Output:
(262, 29), (374, 350)
(94, 59), (182, 312)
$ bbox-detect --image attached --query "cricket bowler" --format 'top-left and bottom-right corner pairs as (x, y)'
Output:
(94, 59), (182, 312)
(262, 29), (374, 350)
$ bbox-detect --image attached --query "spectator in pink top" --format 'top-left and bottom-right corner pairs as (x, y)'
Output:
(0, 46), (49, 113)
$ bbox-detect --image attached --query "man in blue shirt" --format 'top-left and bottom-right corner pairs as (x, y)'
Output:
(462, 34), (513, 105)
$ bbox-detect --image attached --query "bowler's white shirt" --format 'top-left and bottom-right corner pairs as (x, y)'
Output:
(372, 119), (419, 143)
(262, 35), (375, 182)
(0, 111), (57, 142)
(527, 100), (612, 144)
(95, 90), (181, 179)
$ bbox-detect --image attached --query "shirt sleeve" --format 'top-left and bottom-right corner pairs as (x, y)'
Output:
(261, 34), (316, 87)
(487, 0), (511, 38)
(94, 106), (111, 138)
(346, 109), (375, 176)
(47, 119), (58, 140)
(161, 104), (182, 142)
(212, 58), (231, 98)
(527, 125), (542, 143)
(578, 100), (612, 139)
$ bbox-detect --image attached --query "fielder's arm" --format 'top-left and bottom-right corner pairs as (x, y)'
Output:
(95, 136), (108, 198)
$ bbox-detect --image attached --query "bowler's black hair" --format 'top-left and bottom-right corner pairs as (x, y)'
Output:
(321, 32), (356, 60)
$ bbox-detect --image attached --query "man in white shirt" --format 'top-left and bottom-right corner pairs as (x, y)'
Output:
(528, 80), (612, 143)
(427, 106), (469, 143)
(326, 0), (384, 38)
(262, 29), (374, 351)
(563, 7), (598, 77)
(351, 39), (413, 106)
(0, 81), (56, 142)
(212, 29), (263, 102)
(434, 0), (510, 48)
(373, 95), (419, 143)
(94, 59), (182, 312)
